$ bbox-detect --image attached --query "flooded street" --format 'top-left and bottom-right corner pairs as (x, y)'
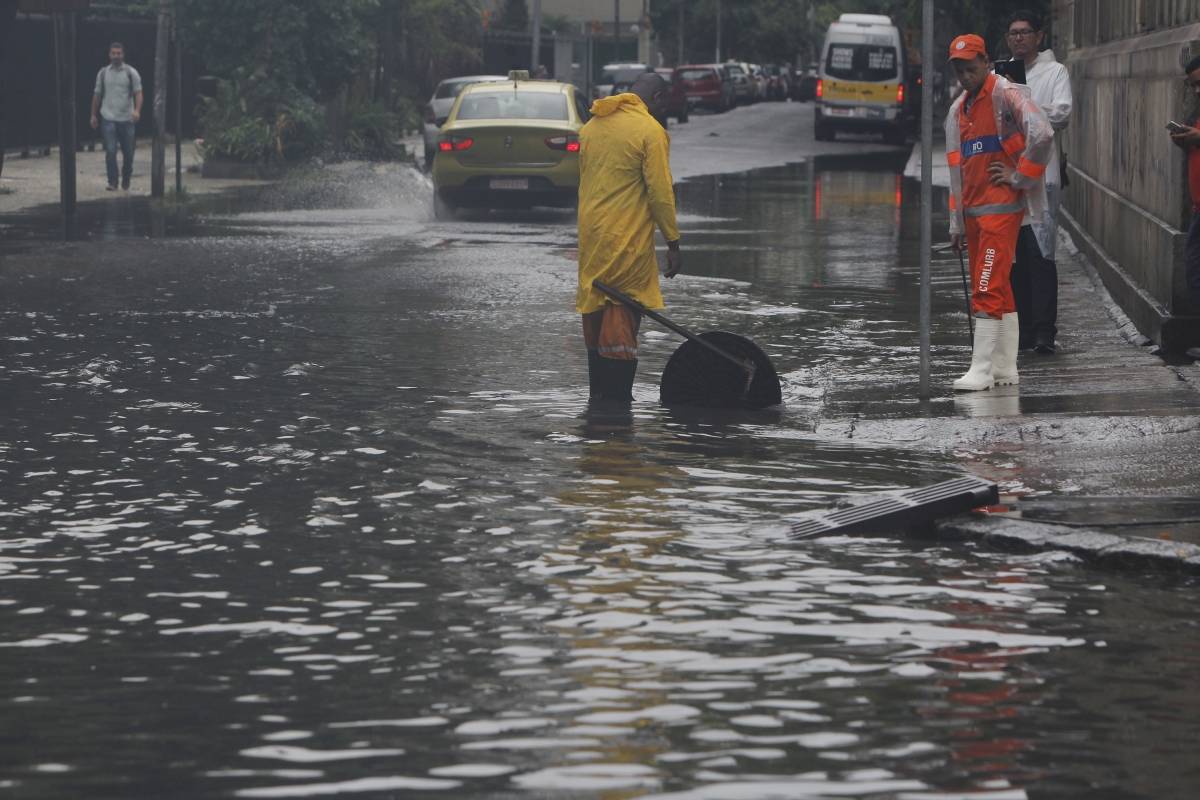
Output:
(2, 143), (1199, 799)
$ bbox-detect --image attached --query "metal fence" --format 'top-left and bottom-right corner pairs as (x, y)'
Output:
(2, 12), (199, 155)
(1071, 0), (1200, 47)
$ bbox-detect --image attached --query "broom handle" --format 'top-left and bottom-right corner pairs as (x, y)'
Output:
(592, 280), (752, 375)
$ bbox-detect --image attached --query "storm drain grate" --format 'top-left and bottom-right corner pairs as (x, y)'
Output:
(788, 476), (998, 540)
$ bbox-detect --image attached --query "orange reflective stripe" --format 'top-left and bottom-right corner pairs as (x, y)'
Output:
(946, 150), (962, 166)
(1001, 132), (1025, 158)
(949, 194), (957, 210)
(1017, 158), (1046, 179)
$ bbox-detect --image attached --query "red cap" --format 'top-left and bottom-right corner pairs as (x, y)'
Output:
(948, 34), (988, 61)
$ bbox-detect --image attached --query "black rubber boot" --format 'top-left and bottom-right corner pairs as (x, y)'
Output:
(593, 357), (637, 403)
(586, 350), (603, 399)
(607, 358), (637, 402)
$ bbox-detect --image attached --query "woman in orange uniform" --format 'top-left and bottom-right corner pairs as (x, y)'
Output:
(945, 34), (1054, 392)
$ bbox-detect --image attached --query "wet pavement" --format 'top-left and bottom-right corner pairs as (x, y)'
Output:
(3, 108), (1200, 799)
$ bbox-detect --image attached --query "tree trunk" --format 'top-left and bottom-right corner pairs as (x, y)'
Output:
(0, 0), (17, 181)
(53, 12), (78, 240)
(152, 0), (170, 197)
(379, 2), (399, 110)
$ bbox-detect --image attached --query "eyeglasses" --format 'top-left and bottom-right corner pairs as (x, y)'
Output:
(1007, 29), (1038, 38)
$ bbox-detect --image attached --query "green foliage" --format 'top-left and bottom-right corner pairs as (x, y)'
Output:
(343, 100), (402, 159)
(195, 79), (271, 163)
(96, 1), (528, 163)
(652, 0), (1052, 66)
(179, 0), (375, 103)
(390, 96), (421, 136)
(497, 0), (528, 31)
(196, 75), (325, 163)
(382, 0), (484, 100)
(541, 13), (573, 35)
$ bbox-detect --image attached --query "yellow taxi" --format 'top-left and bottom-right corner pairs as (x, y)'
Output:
(431, 71), (589, 218)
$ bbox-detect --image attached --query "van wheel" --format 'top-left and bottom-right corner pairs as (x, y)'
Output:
(814, 119), (834, 142)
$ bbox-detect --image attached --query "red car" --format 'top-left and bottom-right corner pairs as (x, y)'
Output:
(655, 68), (690, 124)
(675, 64), (735, 113)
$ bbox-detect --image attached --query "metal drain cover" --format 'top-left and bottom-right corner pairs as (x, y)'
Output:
(788, 476), (999, 540)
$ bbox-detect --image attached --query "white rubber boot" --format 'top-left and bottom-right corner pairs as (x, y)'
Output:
(953, 317), (1001, 392)
(993, 312), (1020, 386)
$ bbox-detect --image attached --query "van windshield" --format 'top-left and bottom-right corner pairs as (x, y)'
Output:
(825, 44), (899, 82)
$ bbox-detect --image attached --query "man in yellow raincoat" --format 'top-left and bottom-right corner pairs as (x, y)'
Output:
(577, 72), (682, 402)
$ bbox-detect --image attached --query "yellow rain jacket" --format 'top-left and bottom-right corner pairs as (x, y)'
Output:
(576, 93), (680, 314)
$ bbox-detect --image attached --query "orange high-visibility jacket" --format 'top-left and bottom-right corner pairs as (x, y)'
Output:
(945, 73), (1053, 240)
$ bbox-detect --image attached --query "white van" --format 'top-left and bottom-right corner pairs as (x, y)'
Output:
(814, 13), (911, 144)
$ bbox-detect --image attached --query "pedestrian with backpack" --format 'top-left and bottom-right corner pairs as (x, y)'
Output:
(89, 42), (143, 191)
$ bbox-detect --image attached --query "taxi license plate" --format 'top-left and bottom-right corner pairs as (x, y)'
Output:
(490, 178), (529, 190)
(826, 107), (852, 117)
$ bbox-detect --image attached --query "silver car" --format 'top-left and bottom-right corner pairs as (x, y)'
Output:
(422, 74), (508, 169)
(594, 63), (652, 101)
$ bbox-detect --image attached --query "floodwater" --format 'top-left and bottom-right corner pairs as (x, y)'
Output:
(2, 157), (1198, 799)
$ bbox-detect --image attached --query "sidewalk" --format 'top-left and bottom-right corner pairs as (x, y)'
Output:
(869, 142), (1200, 570)
(0, 137), (273, 213)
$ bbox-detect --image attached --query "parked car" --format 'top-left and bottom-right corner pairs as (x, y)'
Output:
(431, 72), (589, 219)
(675, 64), (735, 112)
(764, 64), (790, 101)
(792, 62), (819, 102)
(595, 62), (652, 100)
(724, 61), (757, 104)
(422, 74), (509, 169)
(655, 68), (690, 125)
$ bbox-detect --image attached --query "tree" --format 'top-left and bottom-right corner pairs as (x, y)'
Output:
(650, 0), (1051, 67)
(99, 0), (488, 162)
(497, 0), (528, 32)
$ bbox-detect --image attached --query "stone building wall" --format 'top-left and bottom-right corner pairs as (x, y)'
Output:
(1052, 0), (1200, 349)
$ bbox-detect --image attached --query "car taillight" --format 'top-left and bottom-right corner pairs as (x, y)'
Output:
(896, 84), (905, 104)
(545, 135), (580, 152)
(438, 136), (473, 152)
(816, 79), (823, 99)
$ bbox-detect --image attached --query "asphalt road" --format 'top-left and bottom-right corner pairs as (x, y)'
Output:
(0, 99), (1198, 800)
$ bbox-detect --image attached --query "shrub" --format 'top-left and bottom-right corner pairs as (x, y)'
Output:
(197, 74), (326, 163)
(343, 99), (402, 159)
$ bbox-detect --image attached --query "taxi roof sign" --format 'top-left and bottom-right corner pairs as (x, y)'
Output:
(508, 70), (531, 81)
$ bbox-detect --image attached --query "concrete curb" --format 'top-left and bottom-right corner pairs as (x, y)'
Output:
(933, 515), (1200, 573)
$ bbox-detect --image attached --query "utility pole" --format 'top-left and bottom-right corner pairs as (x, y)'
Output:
(52, 8), (77, 240)
(151, 0), (169, 198)
(614, 0), (620, 61)
(918, 0), (933, 396)
(530, 0), (541, 72)
(173, 1), (182, 195)
(677, 0), (684, 64)
(715, 0), (722, 63)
